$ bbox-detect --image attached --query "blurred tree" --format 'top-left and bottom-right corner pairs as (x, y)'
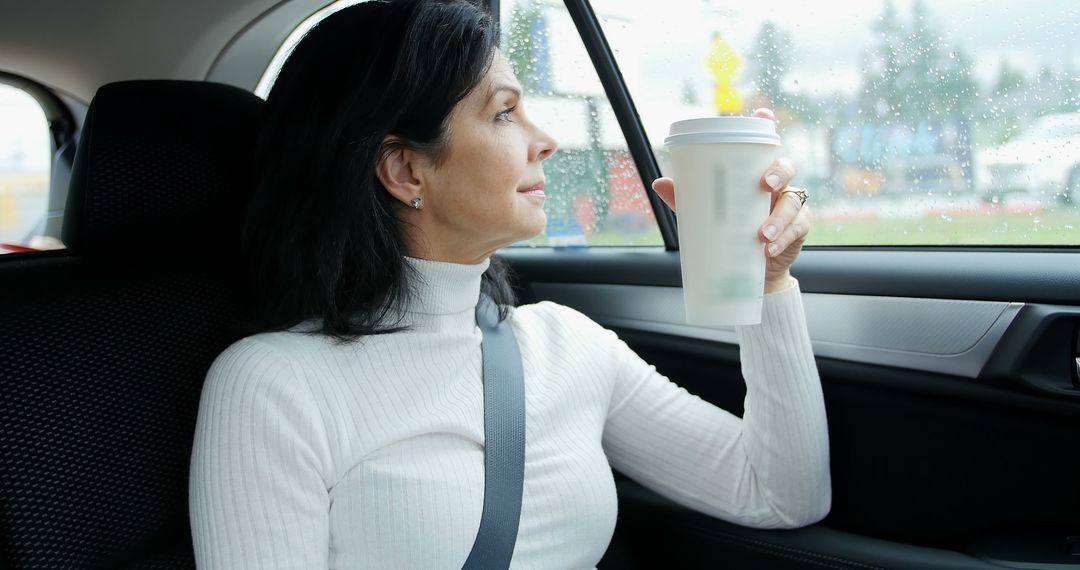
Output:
(901, 0), (976, 118)
(859, 0), (976, 122)
(749, 21), (791, 106)
(1036, 65), (1080, 114)
(1035, 66), (1060, 113)
(989, 58), (1028, 142)
(1065, 62), (1080, 111)
(748, 20), (823, 125)
(993, 59), (1025, 96)
(936, 47), (978, 116)
(505, 0), (549, 93)
(859, 0), (904, 120)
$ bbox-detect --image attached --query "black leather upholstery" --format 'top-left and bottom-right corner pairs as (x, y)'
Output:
(0, 80), (261, 569)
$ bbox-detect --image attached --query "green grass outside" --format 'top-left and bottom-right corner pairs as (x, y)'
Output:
(808, 209), (1079, 246)
(515, 209), (1079, 248)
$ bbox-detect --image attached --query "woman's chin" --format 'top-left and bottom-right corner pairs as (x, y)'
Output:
(499, 210), (546, 246)
(527, 212), (547, 238)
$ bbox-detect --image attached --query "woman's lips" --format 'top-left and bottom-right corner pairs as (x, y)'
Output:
(520, 181), (546, 197)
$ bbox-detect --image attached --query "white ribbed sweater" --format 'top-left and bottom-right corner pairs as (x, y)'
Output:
(190, 255), (830, 569)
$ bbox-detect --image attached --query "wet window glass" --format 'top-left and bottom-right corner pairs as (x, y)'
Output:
(259, 0), (664, 248)
(0, 85), (51, 254)
(501, 0), (663, 247)
(596, 0), (1080, 246)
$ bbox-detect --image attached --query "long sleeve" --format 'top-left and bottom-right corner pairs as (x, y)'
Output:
(189, 337), (333, 569)
(600, 278), (831, 528)
(186, 256), (829, 567)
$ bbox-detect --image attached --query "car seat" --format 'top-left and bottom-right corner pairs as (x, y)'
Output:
(0, 80), (262, 569)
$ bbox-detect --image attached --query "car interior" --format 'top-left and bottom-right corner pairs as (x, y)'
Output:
(1, 0), (1078, 569)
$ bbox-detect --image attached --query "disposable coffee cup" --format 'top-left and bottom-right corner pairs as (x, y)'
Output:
(664, 117), (782, 327)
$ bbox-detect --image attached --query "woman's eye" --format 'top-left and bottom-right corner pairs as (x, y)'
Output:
(495, 105), (517, 123)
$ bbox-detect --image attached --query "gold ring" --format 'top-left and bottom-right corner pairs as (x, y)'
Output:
(782, 188), (808, 206)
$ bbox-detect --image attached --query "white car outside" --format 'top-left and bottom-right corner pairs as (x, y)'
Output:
(975, 112), (1080, 205)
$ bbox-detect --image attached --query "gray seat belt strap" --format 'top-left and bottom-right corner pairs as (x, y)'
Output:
(462, 294), (526, 570)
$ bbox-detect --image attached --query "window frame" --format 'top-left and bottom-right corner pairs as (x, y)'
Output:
(0, 71), (78, 244)
(0, 71), (77, 164)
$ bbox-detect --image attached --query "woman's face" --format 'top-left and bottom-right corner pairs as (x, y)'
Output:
(401, 51), (558, 264)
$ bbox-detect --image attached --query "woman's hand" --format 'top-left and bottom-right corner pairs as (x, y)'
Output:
(650, 108), (810, 294)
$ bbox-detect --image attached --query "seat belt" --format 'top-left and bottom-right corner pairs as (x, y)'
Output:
(462, 294), (526, 570)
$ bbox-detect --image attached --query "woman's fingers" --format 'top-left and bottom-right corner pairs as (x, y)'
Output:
(752, 107), (776, 121)
(760, 186), (806, 242)
(766, 202), (811, 257)
(761, 156), (797, 192)
(751, 108), (793, 192)
(656, 152), (799, 216)
(651, 177), (676, 211)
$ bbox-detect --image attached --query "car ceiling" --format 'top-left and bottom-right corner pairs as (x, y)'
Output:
(0, 0), (333, 103)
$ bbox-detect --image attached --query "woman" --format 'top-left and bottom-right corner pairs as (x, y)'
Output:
(189, 0), (829, 568)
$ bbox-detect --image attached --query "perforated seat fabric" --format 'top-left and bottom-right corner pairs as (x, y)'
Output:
(1, 260), (240, 568)
(0, 80), (261, 569)
(63, 81), (261, 256)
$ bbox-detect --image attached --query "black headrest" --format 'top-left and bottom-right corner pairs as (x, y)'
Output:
(63, 80), (263, 256)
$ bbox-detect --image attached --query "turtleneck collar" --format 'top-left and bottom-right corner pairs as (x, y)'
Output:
(401, 255), (490, 318)
(288, 255), (490, 335)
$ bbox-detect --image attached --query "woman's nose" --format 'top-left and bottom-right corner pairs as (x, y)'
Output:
(531, 126), (558, 163)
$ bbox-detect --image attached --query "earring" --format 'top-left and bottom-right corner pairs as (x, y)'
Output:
(410, 196), (423, 209)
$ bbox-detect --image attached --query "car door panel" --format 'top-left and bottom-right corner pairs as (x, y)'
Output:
(529, 282), (1021, 379)
(501, 247), (1080, 569)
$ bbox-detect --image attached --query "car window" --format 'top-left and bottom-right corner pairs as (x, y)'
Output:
(254, 0), (370, 99)
(257, 0), (664, 248)
(0, 84), (52, 254)
(594, 0), (1080, 246)
(499, 0), (663, 247)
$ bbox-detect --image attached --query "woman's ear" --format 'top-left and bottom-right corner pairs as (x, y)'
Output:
(376, 137), (424, 206)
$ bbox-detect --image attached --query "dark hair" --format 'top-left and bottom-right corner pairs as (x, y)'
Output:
(242, 0), (516, 342)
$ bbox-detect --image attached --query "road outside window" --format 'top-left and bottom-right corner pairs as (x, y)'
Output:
(0, 85), (51, 254)
(591, 0), (1079, 246)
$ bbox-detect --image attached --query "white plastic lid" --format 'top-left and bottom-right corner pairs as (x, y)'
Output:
(664, 117), (781, 147)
